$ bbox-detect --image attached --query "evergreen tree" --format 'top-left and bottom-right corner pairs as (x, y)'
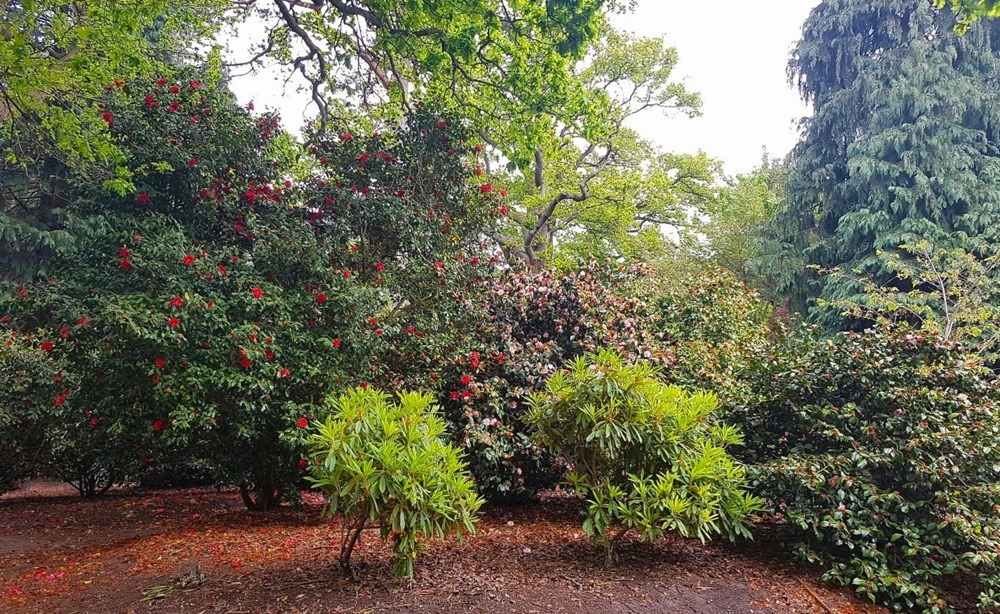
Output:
(758, 0), (1000, 325)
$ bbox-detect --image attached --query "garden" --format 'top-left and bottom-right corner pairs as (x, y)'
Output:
(2, 1), (1000, 613)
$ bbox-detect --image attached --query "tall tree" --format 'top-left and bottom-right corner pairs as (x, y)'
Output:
(758, 0), (1000, 324)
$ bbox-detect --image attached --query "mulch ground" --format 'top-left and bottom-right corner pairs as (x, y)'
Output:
(0, 481), (898, 613)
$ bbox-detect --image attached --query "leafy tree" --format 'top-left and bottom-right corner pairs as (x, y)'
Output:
(821, 240), (1000, 363)
(307, 388), (483, 578)
(935, 0), (1000, 30)
(705, 156), (787, 288)
(484, 28), (711, 267)
(525, 349), (761, 567)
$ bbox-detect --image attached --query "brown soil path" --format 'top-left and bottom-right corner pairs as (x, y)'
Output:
(0, 481), (888, 613)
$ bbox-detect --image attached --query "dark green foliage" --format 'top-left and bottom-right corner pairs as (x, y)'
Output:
(732, 325), (1000, 611)
(525, 349), (761, 566)
(759, 0), (1000, 325)
(0, 331), (68, 494)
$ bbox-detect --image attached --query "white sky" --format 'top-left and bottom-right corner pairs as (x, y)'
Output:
(228, 0), (820, 177)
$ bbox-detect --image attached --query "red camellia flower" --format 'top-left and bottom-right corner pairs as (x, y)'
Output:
(406, 326), (415, 334)
(182, 253), (194, 266)
(374, 329), (383, 336)
(251, 286), (263, 299)
(144, 94), (157, 108)
(241, 358), (252, 369)
(316, 293), (327, 304)
(120, 259), (132, 270)
(480, 183), (493, 193)
(368, 317), (378, 326)
(296, 417), (308, 428)
(152, 374), (160, 385)
(332, 338), (342, 348)
(138, 193), (149, 204)
(279, 368), (291, 379)
(499, 206), (508, 216)
(450, 391), (460, 400)
(396, 189), (405, 197)
(140, 458), (150, 469)
(167, 317), (179, 328)
(265, 350), (275, 361)
(340, 133), (351, 141)
(40, 341), (54, 352)
(359, 382), (368, 390)
(170, 84), (180, 94)
(60, 327), (69, 339)
(55, 396), (65, 406)
(188, 158), (197, 167)
(190, 79), (201, 90)
(154, 420), (164, 431)
(77, 316), (89, 326)
(154, 358), (166, 369)
(375, 262), (385, 272)
(470, 351), (481, 369)
(217, 265), (227, 276)
(298, 458), (308, 469)
(89, 417), (99, 426)
(120, 246), (131, 258)
(18, 288), (27, 298)
(359, 153), (369, 163)
(342, 269), (351, 279)
(102, 112), (114, 126)
(170, 296), (183, 308)
(460, 374), (472, 386)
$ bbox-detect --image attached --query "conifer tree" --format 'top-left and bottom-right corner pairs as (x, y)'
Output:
(758, 0), (1000, 325)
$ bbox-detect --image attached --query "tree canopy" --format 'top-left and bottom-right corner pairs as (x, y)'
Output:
(756, 0), (1000, 324)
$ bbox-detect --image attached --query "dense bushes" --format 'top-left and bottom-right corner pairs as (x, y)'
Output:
(732, 325), (1000, 612)
(307, 388), (482, 578)
(526, 349), (761, 565)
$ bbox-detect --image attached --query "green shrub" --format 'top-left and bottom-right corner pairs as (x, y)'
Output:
(525, 349), (761, 566)
(732, 325), (1000, 612)
(0, 331), (66, 494)
(307, 388), (483, 578)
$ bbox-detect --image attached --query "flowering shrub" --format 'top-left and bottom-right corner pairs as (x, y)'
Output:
(0, 331), (71, 494)
(307, 388), (483, 578)
(732, 325), (1000, 612)
(428, 263), (665, 501)
(0, 72), (503, 507)
(648, 266), (773, 402)
(1, 72), (369, 506)
(525, 349), (762, 566)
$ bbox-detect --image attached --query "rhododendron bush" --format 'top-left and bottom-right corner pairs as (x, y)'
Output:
(0, 70), (501, 508)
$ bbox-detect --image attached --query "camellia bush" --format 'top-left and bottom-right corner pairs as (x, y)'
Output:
(307, 388), (483, 578)
(0, 69), (503, 507)
(0, 330), (72, 494)
(525, 349), (761, 566)
(731, 325), (1000, 612)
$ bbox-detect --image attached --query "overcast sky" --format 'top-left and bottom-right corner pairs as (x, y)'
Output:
(610, 1), (821, 176)
(228, 0), (821, 177)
